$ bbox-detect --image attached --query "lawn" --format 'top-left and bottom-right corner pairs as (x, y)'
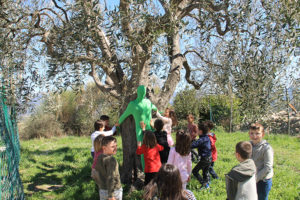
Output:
(19, 131), (300, 200)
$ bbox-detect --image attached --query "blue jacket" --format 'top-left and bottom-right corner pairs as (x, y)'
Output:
(191, 135), (211, 158)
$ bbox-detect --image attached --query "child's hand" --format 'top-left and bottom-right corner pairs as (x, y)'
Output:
(137, 141), (142, 146)
(140, 121), (146, 130)
(115, 122), (119, 127)
(108, 197), (116, 200)
(150, 119), (154, 128)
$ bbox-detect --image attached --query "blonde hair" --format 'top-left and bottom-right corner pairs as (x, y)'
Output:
(94, 134), (105, 152)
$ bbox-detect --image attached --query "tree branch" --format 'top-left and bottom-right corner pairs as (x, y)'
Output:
(184, 50), (222, 67)
(183, 57), (208, 90)
(89, 62), (120, 98)
(51, 0), (69, 22)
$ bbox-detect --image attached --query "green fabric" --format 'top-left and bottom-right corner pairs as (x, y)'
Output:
(119, 85), (157, 169)
(0, 90), (25, 200)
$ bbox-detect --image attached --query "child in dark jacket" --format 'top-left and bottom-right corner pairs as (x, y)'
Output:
(191, 122), (212, 189)
(153, 119), (170, 164)
(205, 120), (219, 179)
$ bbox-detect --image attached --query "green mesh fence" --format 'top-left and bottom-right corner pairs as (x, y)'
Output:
(0, 93), (25, 200)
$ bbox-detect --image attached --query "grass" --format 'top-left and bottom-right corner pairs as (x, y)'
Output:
(19, 131), (300, 200)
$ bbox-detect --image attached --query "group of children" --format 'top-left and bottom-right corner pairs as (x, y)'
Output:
(90, 112), (274, 200)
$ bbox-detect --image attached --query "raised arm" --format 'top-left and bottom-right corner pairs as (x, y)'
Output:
(156, 111), (171, 124)
(119, 102), (133, 124)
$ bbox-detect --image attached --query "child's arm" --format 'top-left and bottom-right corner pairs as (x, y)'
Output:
(167, 148), (175, 164)
(140, 121), (146, 131)
(225, 174), (238, 200)
(136, 144), (144, 155)
(187, 152), (192, 175)
(91, 168), (101, 187)
(256, 146), (274, 181)
(102, 126), (117, 136)
(191, 137), (203, 149)
(156, 111), (171, 124)
(105, 157), (119, 200)
(157, 144), (164, 151)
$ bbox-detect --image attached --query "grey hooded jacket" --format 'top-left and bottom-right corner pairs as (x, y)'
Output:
(225, 159), (258, 200)
(251, 140), (274, 182)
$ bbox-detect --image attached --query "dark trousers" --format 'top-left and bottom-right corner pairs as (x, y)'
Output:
(257, 178), (272, 200)
(191, 149), (199, 162)
(145, 172), (157, 186)
(91, 151), (94, 159)
(192, 156), (212, 185)
(208, 161), (219, 179)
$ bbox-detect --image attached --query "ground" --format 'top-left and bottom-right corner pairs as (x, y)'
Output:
(19, 130), (300, 200)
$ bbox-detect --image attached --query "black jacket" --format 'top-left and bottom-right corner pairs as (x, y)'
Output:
(154, 130), (170, 163)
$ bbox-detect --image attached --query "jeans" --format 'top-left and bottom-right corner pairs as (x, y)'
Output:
(257, 178), (272, 200)
(208, 162), (219, 179)
(99, 188), (123, 200)
(192, 156), (212, 185)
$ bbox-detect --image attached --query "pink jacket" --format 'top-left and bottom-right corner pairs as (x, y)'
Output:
(167, 147), (192, 183)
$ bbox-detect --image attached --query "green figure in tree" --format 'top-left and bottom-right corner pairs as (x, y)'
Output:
(119, 85), (157, 169)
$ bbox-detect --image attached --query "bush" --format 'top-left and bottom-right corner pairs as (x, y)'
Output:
(19, 112), (64, 140)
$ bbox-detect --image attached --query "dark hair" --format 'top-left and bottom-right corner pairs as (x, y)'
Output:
(169, 110), (178, 127)
(154, 119), (164, 131)
(205, 120), (214, 130)
(94, 120), (105, 131)
(101, 136), (117, 147)
(143, 131), (157, 149)
(236, 141), (252, 159)
(143, 164), (188, 200)
(198, 121), (209, 135)
(94, 134), (105, 152)
(249, 123), (265, 134)
(100, 115), (110, 121)
(175, 130), (191, 156)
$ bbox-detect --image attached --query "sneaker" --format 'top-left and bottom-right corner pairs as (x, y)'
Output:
(200, 183), (210, 190)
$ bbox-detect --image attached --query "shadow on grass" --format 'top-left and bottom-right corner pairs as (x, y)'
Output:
(21, 147), (99, 200)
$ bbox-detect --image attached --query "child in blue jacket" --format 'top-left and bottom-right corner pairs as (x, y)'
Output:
(191, 121), (212, 189)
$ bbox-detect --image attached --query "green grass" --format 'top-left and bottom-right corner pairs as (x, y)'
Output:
(19, 132), (300, 200)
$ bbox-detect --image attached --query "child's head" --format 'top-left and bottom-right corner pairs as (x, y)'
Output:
(175, 130), (191, 156)
(164, 108), (170, 117)
(187, 114), (195, 123)
(249, 123), (265, 145)
(198, 121), (209, 135)
(101, 136), (117, 155)
(100, 115), (110, 126)
(205, 120), (214, 132)
(143, 130), (157, 148)
(235, 141), (252, 162)
(154, 119), (164, 132)
(143, 164), (184, 200)
(94, 134), (105, 153)
(94, 120), (105, 131)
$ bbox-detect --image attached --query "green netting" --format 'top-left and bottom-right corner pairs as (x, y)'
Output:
(0, 92), (25, 200)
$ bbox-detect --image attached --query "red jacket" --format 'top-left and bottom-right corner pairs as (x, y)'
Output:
(136, 144), (164, 173)
(208, 132), (217, 162)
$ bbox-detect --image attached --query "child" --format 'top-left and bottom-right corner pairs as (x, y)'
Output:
(191, 122), (212, 189)
(91, 120), (117, 158)
(249, 123), (274, 200)
(156, 108), (178, 146)
(136, 127), (164, 185)
(100, 115), (112, 131)
(187, 114), (199, 162)
(225, 141), (257, 200)
(167, 130), (192, 189)
(92, 134), (105, 169)
(94, 136), (122, 200)
(153, 119), (170, 164)
(205, 120), (219, 179)
(143, 164), (196, 200)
